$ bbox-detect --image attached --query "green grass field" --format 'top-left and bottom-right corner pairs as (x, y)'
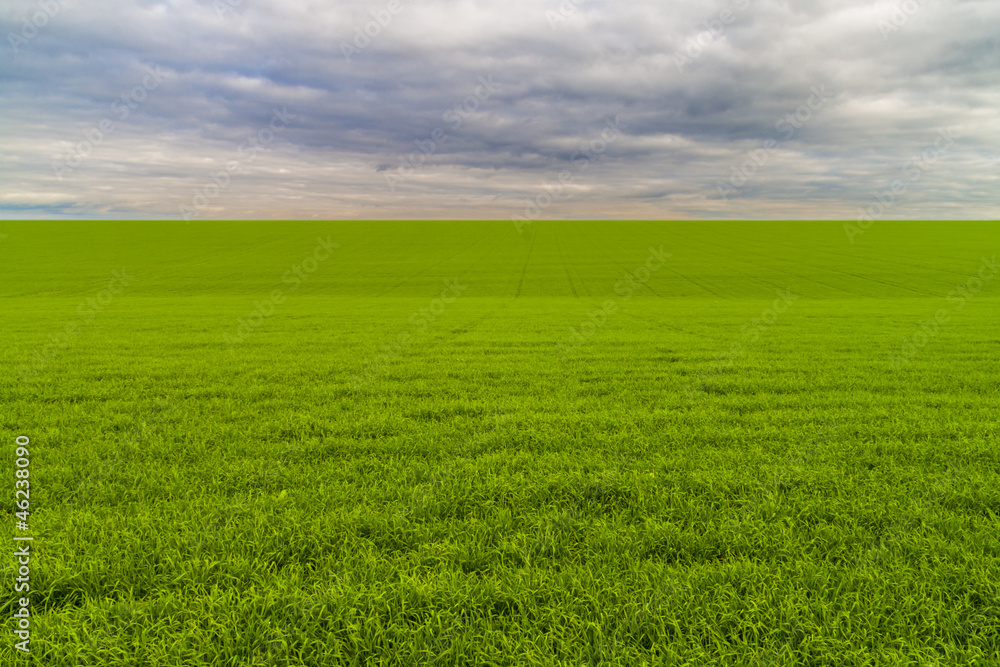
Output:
(2, 220), (999, 666)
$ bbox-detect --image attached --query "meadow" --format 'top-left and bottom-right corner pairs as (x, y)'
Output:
(1, 220), (998, 666)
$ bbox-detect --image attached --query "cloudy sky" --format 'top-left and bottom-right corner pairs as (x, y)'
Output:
(1, 0), (998, 220)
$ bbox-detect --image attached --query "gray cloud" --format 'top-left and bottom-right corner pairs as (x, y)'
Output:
(1, 0), (998, 220)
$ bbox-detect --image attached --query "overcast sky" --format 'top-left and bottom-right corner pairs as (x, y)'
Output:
(1, 0), (998, 220)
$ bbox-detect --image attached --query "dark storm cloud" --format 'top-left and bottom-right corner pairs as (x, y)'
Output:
(1, 0), (997, 219)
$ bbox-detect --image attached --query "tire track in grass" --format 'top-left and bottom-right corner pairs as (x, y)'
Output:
(566, 220), (633, 294)
(755, 225), (983, 281)
(701, 225), (945, 296)
(554, 225), (580, 298)
(644, 224), (834, 298)
(588, 219), (731, 300)
(374, 224), (497, 297)
(682, 237), (866, 299)
(671, 222), (947, 297)
(141, 230), (299, 295)
(758, 255), (929, 298)
(632, 220), (822, 300)
(642, 221), (867, 299)
(359, 228), (519, 386)
(581, 220), (730, 302)
(514, 226), (538, 298)
(836, 221), (991, 266)
(571, 221), (668, 298)
(634, 220), (876, 299)
(820, 265), (941, 296)
(362, 226), (518, 385)
(616, 309), (718, 341)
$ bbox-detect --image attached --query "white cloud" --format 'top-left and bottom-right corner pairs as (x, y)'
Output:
(1, 0), (998, 219)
